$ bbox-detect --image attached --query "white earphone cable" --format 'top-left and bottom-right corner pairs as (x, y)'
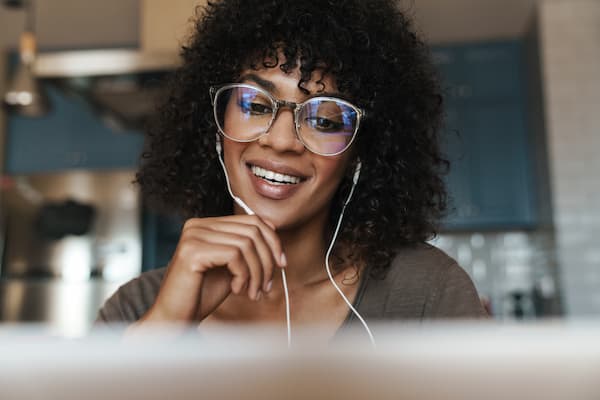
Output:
(324, 161), (376, 348)
(280, 268), (291, 348)
(216, 137), (292, 348)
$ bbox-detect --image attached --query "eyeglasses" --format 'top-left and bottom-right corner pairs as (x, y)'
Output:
(209, 83), (364, 156)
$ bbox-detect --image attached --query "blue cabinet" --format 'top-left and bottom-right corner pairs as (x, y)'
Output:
(433, 42), (522, 101)
(5, 85), (144, 174)
(141, 211), (182, 272)
(433, 41), (537, 230)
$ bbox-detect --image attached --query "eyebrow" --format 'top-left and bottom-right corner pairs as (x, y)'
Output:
(240, 73), (276, 92)
(239, 73), (348, 101)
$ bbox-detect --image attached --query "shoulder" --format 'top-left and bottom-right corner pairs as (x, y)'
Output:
(96, 268), (166, 324)
(360, 243), (488, 319)
(388, 242), (458, 275)
(388, 243), (475, 289)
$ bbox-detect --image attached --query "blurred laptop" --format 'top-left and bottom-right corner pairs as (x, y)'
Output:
(0, 322), (598, 400)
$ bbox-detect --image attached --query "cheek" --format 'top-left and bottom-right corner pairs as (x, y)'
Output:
(222, 96), (250, 137)
(223, 102), (243, 133)
(314, 156), (350, 193)
(319, 137), (351, 155)
(222, 140), (246, 171)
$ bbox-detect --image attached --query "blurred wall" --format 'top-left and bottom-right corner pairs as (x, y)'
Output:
(141, 0), (206, 53)
(0, 0), (139, 50)
(539, 0), (600, 316)
(0, 1), (537, 51)
(409, 0), (536, 44)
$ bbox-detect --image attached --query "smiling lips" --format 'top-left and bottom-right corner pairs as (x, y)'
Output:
(250, 165), (302, 185)
(246, 162), (308, 200)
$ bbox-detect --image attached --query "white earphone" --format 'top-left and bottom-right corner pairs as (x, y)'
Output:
(353, 159), (362, 184)
(214, 134), (375, 347)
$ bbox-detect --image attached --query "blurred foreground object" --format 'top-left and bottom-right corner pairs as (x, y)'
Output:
(0, 322), (598, 400)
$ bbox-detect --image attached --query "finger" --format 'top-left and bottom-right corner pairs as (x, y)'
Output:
(201, 222), (275, 292)
(237, 215), (286, 268)
(185, 228), (264, 300)
(195, 241), (250, 295)
(186, 216), (287, 268)
(157, 239), (240, 320)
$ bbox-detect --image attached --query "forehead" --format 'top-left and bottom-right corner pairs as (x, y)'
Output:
(239, 63), (339, 100)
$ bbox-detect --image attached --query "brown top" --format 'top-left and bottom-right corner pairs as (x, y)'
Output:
(96, 243), (488, 328)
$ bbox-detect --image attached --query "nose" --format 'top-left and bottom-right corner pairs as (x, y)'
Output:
(257, 107), (305, 154)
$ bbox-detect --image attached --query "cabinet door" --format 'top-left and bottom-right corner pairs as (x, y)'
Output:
(141, 211), (183, 272)
(462, 42), (522, 100)
(6, 87), (73, 173)
(433, 42), (523, 101)
(465, 101), (535, 227)
(5, 85), (144, 174)
(432, 47), (466, 100)
(434, 41), (537, 230)
(440, 105), (475, 226)
(442, 101), (536, 230)
(65, 97), (145, 170)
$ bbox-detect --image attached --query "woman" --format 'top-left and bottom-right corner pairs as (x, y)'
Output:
(97, 0), (487, 341)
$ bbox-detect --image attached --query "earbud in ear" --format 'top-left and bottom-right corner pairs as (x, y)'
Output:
(352, 159), (362, 185)
(215, 134), (222, 155)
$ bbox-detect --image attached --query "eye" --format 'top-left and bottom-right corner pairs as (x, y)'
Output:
(305, 116), (344, 132)
(238, 99), (273, 115)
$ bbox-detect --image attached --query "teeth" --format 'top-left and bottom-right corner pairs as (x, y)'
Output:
(251, 165), (302, 184)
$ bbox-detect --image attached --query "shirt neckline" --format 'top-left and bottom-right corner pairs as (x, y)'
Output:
(335, 265), (371, 335)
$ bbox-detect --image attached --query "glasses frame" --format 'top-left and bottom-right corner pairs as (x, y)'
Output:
(209, 83), (365, 156)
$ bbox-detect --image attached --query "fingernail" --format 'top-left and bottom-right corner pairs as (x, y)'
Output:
(265, 220), (276, 230)
(256, 291), (263, 301)
(280, 253), (287, 267)
(265, 280), (273, 292)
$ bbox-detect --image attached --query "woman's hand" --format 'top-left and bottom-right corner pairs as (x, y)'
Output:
(134, 215), (286, 326)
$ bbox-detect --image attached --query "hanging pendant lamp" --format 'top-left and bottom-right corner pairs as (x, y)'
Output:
(3, 0), (50, 117)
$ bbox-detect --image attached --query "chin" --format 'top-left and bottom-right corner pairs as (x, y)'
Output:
(252, 207), (293, 230)
(261, 205), (326, 234)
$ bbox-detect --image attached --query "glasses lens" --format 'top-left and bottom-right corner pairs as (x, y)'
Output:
(214, 86), (274, 141)
(298, 99), (358, 155)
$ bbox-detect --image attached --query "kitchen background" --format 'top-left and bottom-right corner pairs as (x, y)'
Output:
(0, 0), (597, 336)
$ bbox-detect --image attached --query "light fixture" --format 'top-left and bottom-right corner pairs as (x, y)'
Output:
(3, 0), (50, 117)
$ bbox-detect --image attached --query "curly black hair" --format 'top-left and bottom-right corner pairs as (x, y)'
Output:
(137, 0), (448, 277)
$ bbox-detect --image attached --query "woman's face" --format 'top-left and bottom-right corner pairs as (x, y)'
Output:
(222, 64), (354, 231)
